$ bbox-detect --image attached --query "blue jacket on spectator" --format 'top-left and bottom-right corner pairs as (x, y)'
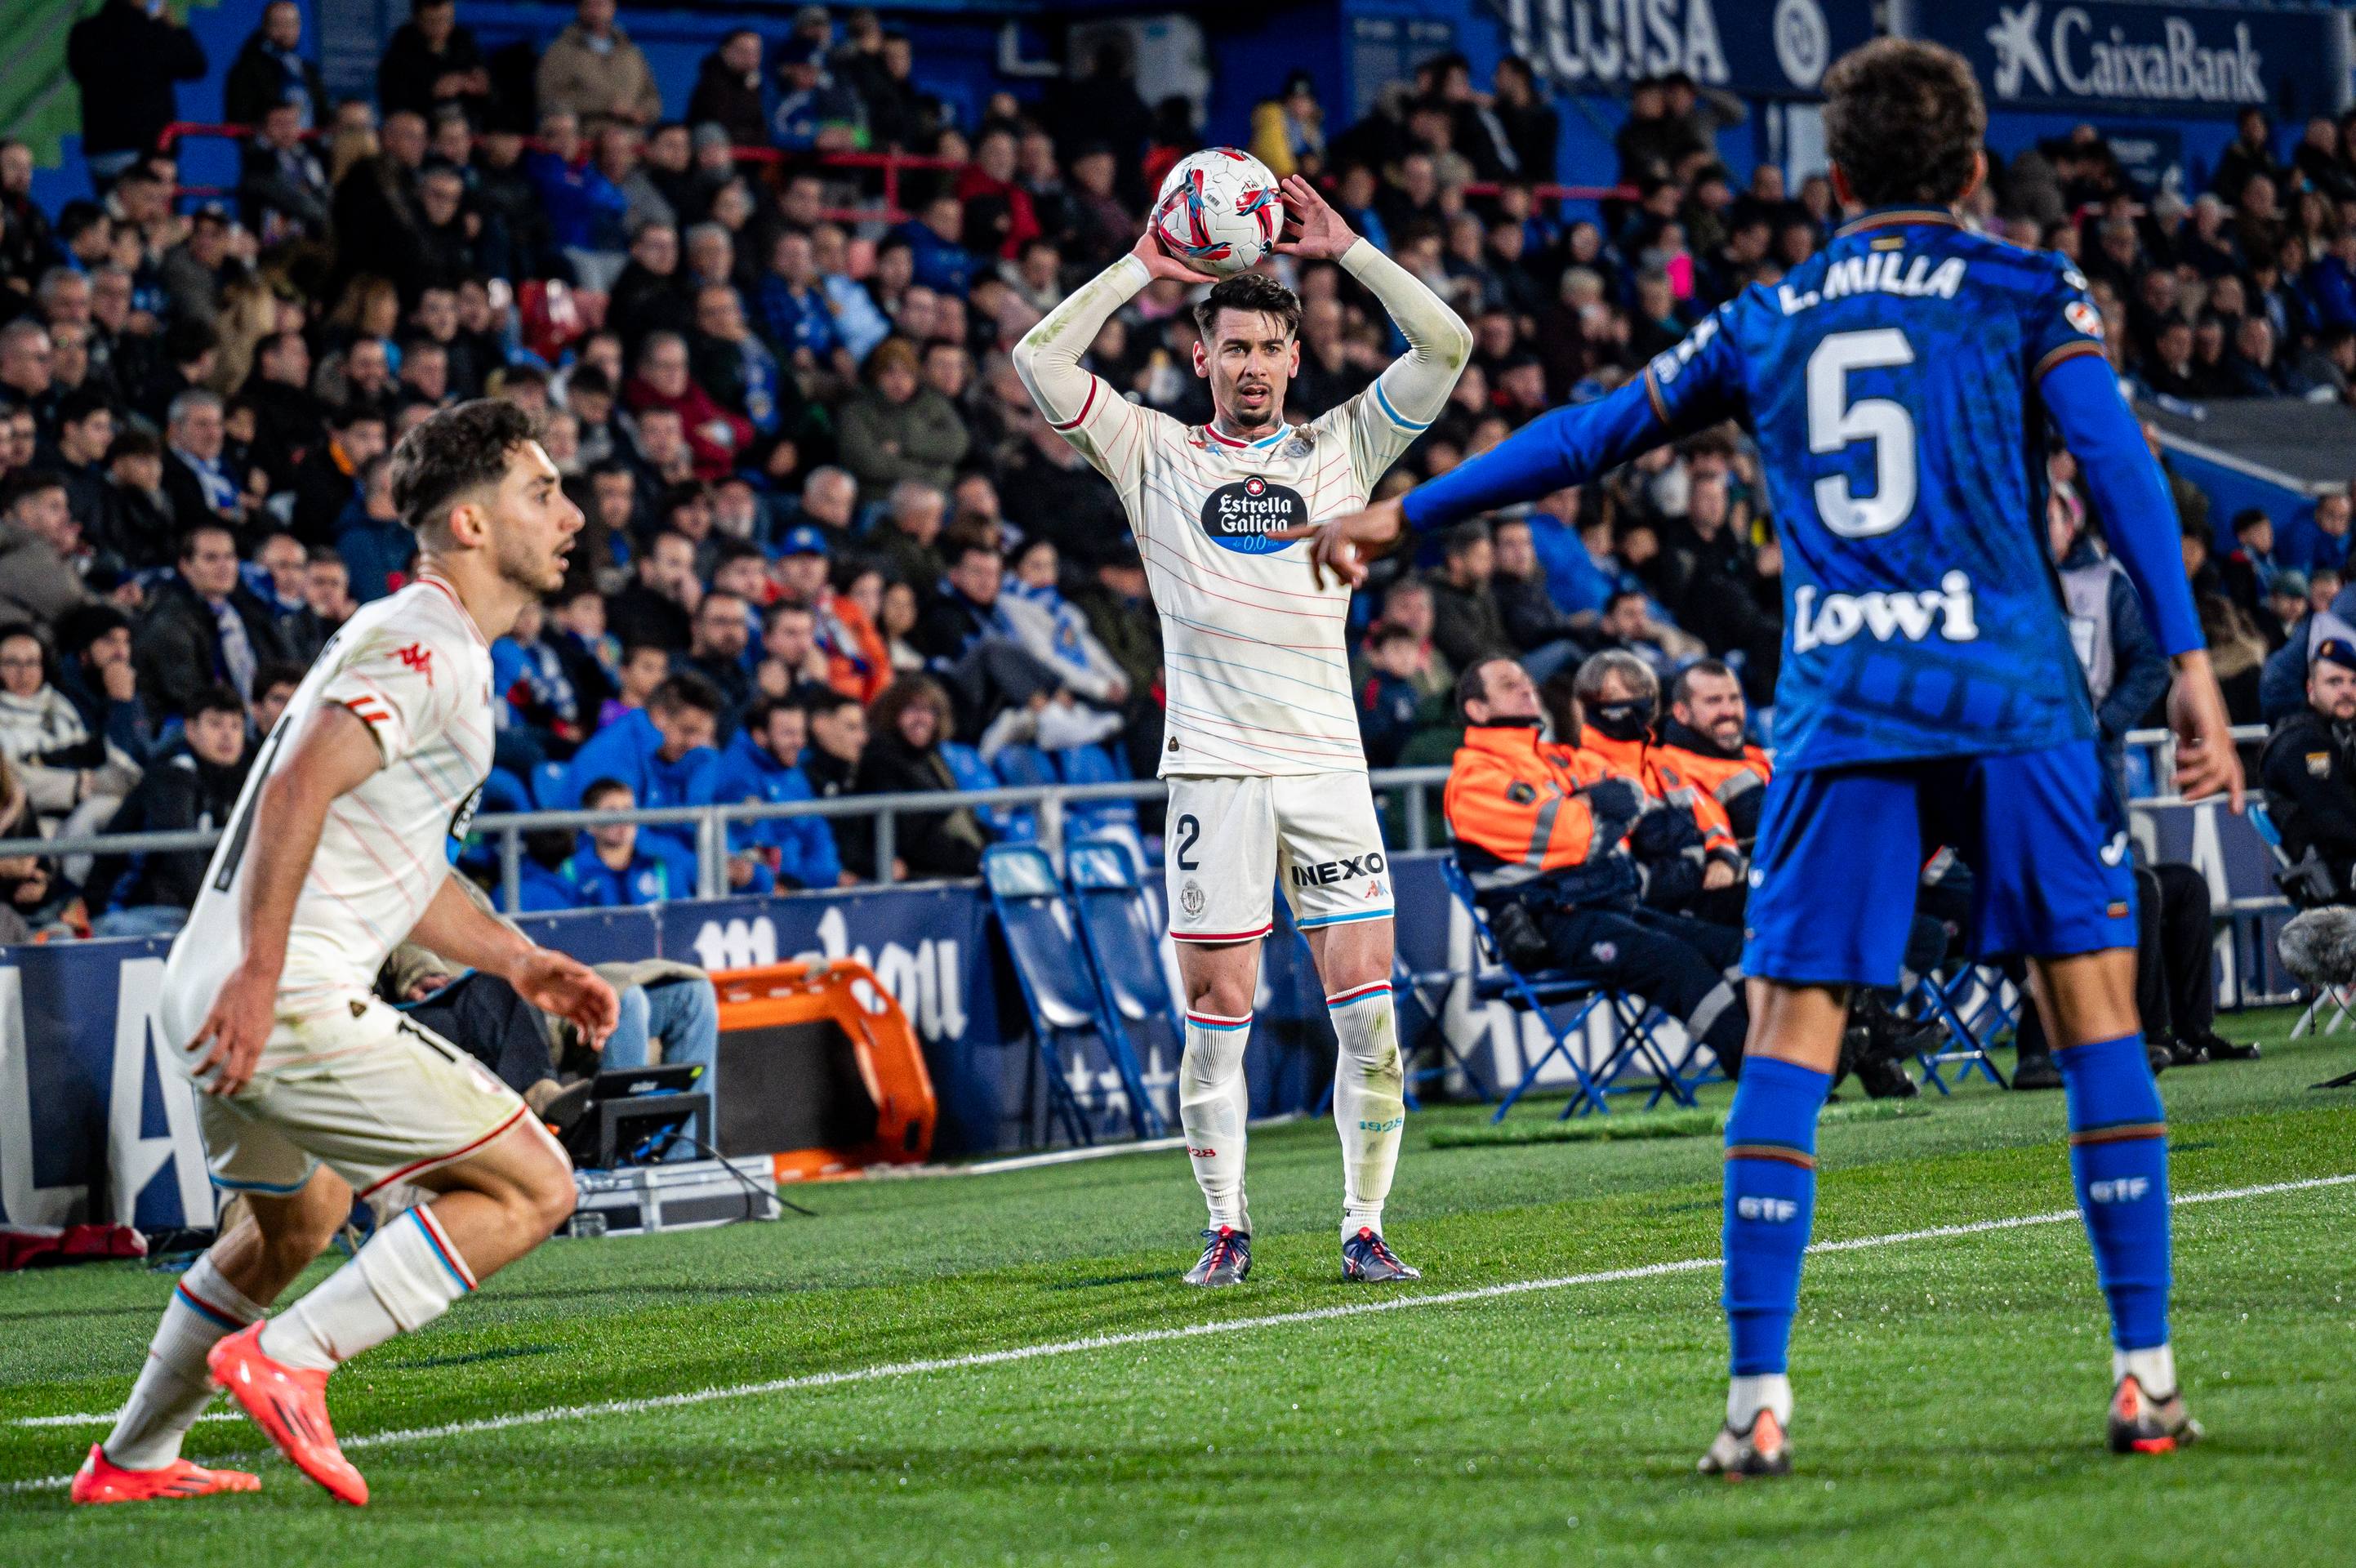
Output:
(561, 708), (721, 861)
(559, 844), (684, 908)
(336, 499), (415, 603)
(892, 218), (973, 294)
(712, 729), (842, 889)
(516, 856), (585, 913)
(525, 150), (630, 252)
(755, 275), (841, 362)
(2275, 510), (2350, 574)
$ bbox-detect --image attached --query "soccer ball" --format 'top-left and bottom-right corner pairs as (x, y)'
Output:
(1150, 148), (1285, 278)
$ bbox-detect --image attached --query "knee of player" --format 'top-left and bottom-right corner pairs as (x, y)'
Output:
(259, 1215), (338, 1276)
(518, 1156), (578, 1236)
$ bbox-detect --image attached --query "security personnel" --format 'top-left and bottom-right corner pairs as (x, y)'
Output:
(1445, 656), (1749, 1076)
(1655, 658), (1773, 850)
(2260, 635), (2356, 907)
(1571, 649), (1744, 869)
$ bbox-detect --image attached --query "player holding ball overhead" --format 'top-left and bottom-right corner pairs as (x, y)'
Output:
(1013, 162), (1470, 1288)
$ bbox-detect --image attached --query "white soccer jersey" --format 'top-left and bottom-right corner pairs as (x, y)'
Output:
(1014, 243), (1468, 778)
(162, 574), (495, 1046)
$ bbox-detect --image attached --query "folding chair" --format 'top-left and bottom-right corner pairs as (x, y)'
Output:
(1063, 838), (1177, 1137)
(1436, 859), (1695, 1120)
(2247, 802), (2356, 1036)
(1054, 744), (1151, 871)
(981, 844), (1160, 1144)
(1907, 964), (2014, 1092)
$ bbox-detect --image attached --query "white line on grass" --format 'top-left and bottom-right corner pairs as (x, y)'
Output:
(7, 1171), (2349, 1494)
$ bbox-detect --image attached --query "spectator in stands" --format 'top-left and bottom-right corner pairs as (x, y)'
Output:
(561, 670), (724, 868)
(537, 0), (663, 133)
(1357, 624), (1426, 770)
(837, 337), (969, 492)
(684, 588), (755, 739)
(225, 2), (327, 130)
(853, 676), (985, 881)
(162, 390), (255, 541)
(0, 471), (91, 628)
(133, 522), (292, 719)
(775, 525), (890, 703)
(715, 694), (844, 891)
(772, 38), (865, 154)
(0, 622), (141, 845)
(84, 684), (248, 938)
(2282, 490), (2353, 574)
(688, 30), (768, 149)
(797, 684), (872, 880)
(51, 604), (153, 766)
(563, 777), (691, 906)
(1427, 520), (1516, 675)
(379, 0), (492, 123)
(1655, 659), (1770, 849)
(66, 0), (207, 188)
(626, 330), (751, 482)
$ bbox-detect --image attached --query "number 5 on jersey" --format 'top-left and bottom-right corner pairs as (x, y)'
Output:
(1807, 328), (1917, 539)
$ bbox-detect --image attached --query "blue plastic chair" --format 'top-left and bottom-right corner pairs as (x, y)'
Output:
(982, 844), (1160, 1143)
(942, 740), (1035, 841)
(1436, 858), (1695, 1120)
(1063, 838), (1178, 1135)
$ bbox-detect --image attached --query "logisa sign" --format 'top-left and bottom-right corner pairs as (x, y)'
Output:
(1891, 0), (2354, 118)
(1498, 0), (1875, 99)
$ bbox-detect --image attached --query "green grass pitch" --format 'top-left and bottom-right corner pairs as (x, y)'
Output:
(4, 1011), (2352, 1566)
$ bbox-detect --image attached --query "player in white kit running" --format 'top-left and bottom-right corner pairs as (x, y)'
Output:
(1012, 176), (1468, 1285)
(70, 401), (618, 1509)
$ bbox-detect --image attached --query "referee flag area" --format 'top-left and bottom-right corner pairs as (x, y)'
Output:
(2, 1013), (2349, 1566)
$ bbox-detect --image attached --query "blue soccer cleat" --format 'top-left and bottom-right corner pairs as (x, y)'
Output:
(1184, 1227), (1251, 1286)
(1341, 1227), (1421, 1283)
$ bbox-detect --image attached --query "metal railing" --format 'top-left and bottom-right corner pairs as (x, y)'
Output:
(0, 767), (1457, 915)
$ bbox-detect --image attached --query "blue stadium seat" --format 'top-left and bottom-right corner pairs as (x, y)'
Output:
(942, 741), (1036, 841)
(993, 744), (1056, 792)
(1436, 858), (1699, 1120)
(981, 844), (1160, 1145)
(530, 761), (572, 811)
(1064, 838), (1178, 1136)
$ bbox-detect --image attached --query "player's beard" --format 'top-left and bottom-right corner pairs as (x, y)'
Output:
(1219, 374), (1281, 438)
(497, 530), (568, 595)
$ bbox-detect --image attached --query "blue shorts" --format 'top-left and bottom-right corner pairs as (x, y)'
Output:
(1742, 741), (2136, 988)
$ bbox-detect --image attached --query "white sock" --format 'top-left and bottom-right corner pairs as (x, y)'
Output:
(2114, 1344), (2177, 1400)
(260, 1205), (475, 1372)
(1179, 1009), (1254, 1233)
(1727, 1373), (1794, 1431)
(103, 1254), (266, 1468)
(1328, 982), (1405, 1241)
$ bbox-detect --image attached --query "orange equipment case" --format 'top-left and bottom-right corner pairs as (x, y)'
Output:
(710, 960), (937, 1183)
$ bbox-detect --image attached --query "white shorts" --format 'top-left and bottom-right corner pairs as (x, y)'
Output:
(186, 1000), (534, 1201)
(1165, 773), (1395, 942)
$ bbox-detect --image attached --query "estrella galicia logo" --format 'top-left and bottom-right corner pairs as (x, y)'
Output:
(1198, 475), (1306, 555)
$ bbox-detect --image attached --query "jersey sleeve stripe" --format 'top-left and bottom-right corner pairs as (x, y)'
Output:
(2033, 339), (2107, 381)
(1642, 364), (1672, 426)
(1048, 376), (1100, 431)
(1373, 377), (1433, 433)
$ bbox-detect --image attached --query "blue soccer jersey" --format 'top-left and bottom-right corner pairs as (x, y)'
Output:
(1401, 207), (2202, 775)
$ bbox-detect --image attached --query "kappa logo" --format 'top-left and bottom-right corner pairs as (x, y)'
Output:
(1737, 1196), (1799, 1223)
(396, 643), (434, 682)
(2089, 1176), (2150, 1204)
(1364, 878), (1384, 901)
(1197, 476), (1307, 555)
(1288, 850), (1387, 889)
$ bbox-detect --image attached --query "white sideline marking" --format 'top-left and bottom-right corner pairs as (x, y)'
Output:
(8, 1172), (2350, 1494)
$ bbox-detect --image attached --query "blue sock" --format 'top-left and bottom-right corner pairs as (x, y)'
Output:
(1721, 1057), (1833, 1377)
(2056, 1032), (2171, 1352)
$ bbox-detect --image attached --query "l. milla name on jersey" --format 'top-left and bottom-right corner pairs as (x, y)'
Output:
(1197, 475), (1307, 555)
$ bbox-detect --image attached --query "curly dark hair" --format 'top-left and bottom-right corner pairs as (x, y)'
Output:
(1821, 38), (1985, 208)
(387, 397), (539, 538)
(1191, 270), (1302, 344)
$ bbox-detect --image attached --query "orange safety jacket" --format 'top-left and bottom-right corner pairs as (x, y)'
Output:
(1654, 720), (1774, 849)
(1444, 724), (1647, 908)
(1579, 728), (1743, 862)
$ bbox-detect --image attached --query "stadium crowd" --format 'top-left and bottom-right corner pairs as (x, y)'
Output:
(0, 0), (2346, 951)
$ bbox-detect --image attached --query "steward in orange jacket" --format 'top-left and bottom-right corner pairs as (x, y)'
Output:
(1573, 652), (1744, 873)
(1654, 659), (1773, 849)
(1444, 657), (1749, 1073)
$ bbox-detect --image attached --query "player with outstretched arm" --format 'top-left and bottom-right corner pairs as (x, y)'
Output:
(72, 401), (619, 1508)
(1290, 42), (2242, 1474)
(1012, 176), (1471, 1286)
